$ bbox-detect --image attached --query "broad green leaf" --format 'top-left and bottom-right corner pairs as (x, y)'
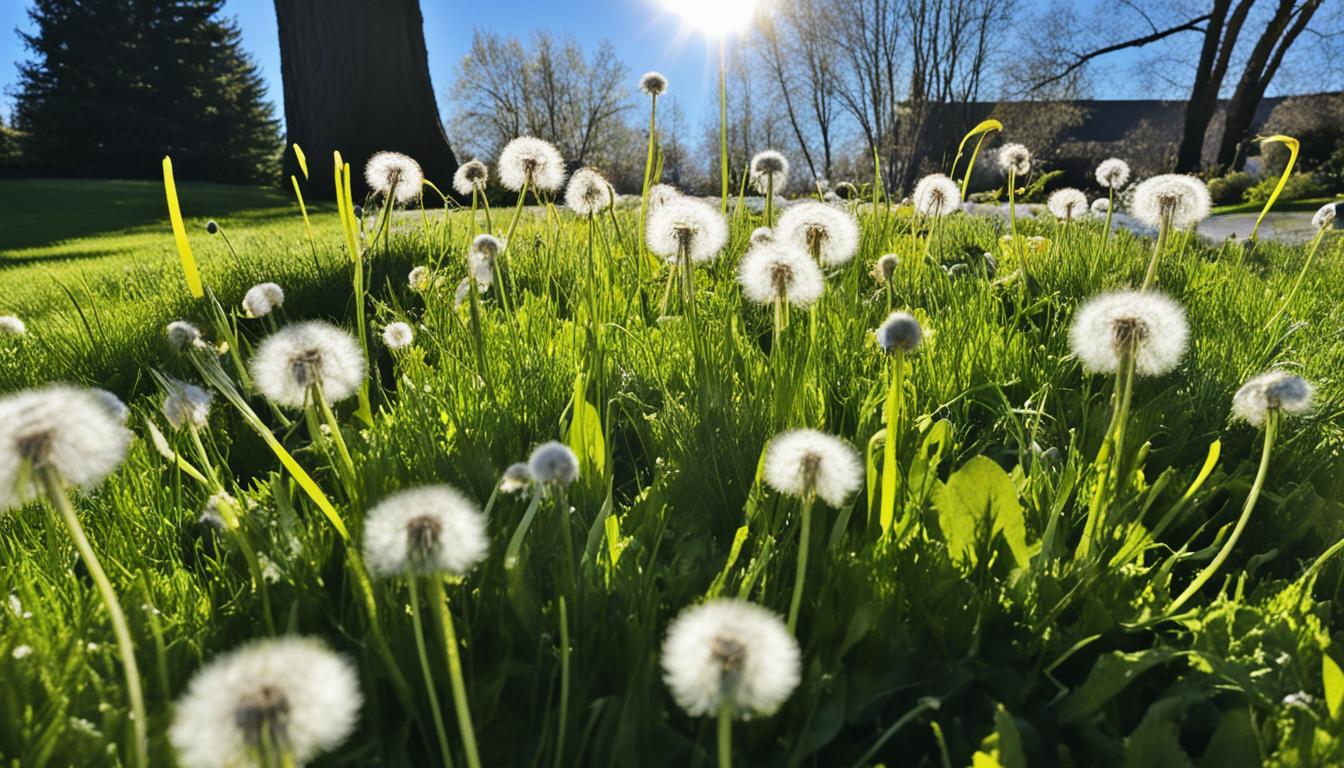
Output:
(1123, 692), (1202, 768)
(162, 156), (203, 299)
(1324, 652), (1344, 719)
(972, 703), (1027, 768)
(907, 419), (954, 506)
(1199, 708), (1261, 768)
(1058, 649), (1182, 724)
(934, 456), (1029, 568)
(565, 372), (606, 481)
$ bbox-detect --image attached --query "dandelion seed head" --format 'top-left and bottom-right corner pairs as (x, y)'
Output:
(500, 462), (533, 493)
(750, 150), (789, 195)
(167, 320), (204, 353)
(1069, 290), (1188, 376)
(875, 311), (923, 354)
(912, 174), (962, 218)
(169, 636), (361, 768)
(997, 143), (1031, 176)
(640, 71), (668, 96)
(738, 243), (825, 308)
(200, 492), (237, 530)
(382, 322), (414, 350)
(364, 151), (423, 205)
(1232, 371), (1315, 428)
(1131, 174), (1212, 229)
(661, 599), (800, 719)
(242, 282), (284, 319)
(1095, 158), (1131, 189)
(205, 220), (219, 235)
(363, 485), (488, 577)
(1312, 202), (1337, 230)
(871, 254), (900, 284)
(250, 321), (366, 409)
(498, 136), (566, 193)
(647, 183), (681, 213)
(1091, 198), (1110, 216)
(1047, 188), (1089, 220)
(0, 315), (26, 336)
(452, 159), (490, 196)
(749, 226), (774, 246)
(835, 181), (858, 199)
(646, 198), (729, 264)
(471, 234), (503, 259)
(775, 201), (860, 267)
(408, 266), (431, 293)
(565, 167), (614, 216)
(528, 441), (580, 486)
(763, 429), (862, 508)
(163, 379), (213, 431)
(0, 386), (132, 512)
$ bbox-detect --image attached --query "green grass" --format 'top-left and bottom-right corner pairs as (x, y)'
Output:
(2, 181), (1344, 767)
(1210, 195), (1339, 216)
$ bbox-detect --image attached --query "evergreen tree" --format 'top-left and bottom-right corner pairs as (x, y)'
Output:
(13, 0), (282, 184)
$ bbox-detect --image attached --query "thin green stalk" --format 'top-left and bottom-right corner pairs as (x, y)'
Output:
(408, 578), (456, 768)
(553, 596), (570, 768)
(786, 495), (815, 634)
(1141, 205), (1173, 290)
(1266, 226), (1328, 327)
(1103, 187), (1115, 242)
(504, 490), (545, 570)
(1168, 412), (1278, 614)
(41, 468), (147, 768)
(1077, 345), (1137, 559)
(313, 383), (358, 500)
(717, 702), (733, 768)
(879, 351), (906, 536)
(638, 93), (659, 260)
(765, 175), (774, 226)
(429, 577), (482, 768)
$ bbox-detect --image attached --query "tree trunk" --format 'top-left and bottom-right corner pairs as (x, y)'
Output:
(1174, 0), (1231, 172)
(1214, 0), (1322, 171)
(273, 0), (457, 199)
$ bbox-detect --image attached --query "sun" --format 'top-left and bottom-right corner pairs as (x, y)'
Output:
(660, 0), (764, 37)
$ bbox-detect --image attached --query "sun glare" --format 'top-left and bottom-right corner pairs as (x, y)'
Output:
(660, 0), (763, 37)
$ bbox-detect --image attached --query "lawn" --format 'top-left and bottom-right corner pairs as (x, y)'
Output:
(1, 170), (1343, 767)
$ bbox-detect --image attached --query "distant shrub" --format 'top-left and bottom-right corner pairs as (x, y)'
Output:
(1243, 172), (1327, 204)
(1208, 172), (1255, 206)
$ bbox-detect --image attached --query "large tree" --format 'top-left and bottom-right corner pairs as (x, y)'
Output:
(273, 0), (457, 199)
(14, 0), (282, 183)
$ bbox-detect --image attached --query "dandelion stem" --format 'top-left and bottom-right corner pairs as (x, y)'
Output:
(1267, 225), (1327, 327)
(786, 495), (814, 634)
(504, 490), (545, 570)
(717, 702), (733, 768)
(429, 576), (482, 768)
(1168, 411), (1277, 614)
(765, 175), (774, 227)
(879, 352), (906, 536)
(1103, 187), (1115, 243)
(553, 595), (570, 768)
(41, 467), (147, 768)
(1078, 345), (1137, 559)
(1141, 205), (1173, 290)
(409, 577), (456, 768)
(639, 92), (659, 261)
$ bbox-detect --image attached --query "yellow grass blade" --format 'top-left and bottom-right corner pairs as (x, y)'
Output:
(162, 156), (204, 298)
(334, 151), (360, 262)
(952, 119), (1003, 199)
(293, 143), (309, 180)
(1250, 134), (1299, 242)
(291, 175), (316, 245)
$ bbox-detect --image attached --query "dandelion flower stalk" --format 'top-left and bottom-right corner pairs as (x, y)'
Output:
(637, 72), (666, 264)
(405, 577), (453, 768)
(1266, 204), (1333, 326)
(1132, 174), (1211, 289)
(875, 312), (922, 536)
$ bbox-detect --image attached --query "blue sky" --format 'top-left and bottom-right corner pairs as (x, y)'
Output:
(0, 0), (750, 128)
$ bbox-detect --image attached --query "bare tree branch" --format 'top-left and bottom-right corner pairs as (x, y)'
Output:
(1028, 14), (1212, 92)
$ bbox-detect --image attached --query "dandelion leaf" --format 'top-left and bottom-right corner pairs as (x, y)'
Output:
(1058, 648), (1183, 724)
(971, 703), (1026, 768)
(565, 373), (606, 480)
(1324, 652), (1344, 719)
(934, 456), (1029, 569)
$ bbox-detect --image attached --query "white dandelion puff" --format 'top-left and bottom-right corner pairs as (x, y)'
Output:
(1069, 290), (1188, 376)
(875, 311), (923, 354)
(242, 282), (284, 319)
(363, 485), (489, 577)
(1232, 371), (1315, 428)
(0, 315), (25, 336)
(750, 227), (773, 246)
(249, 321), (366, 409)
(661, 599), (800, 719)
(162, 379), (213, 431)
(871, 254), (900, 284)
(738, 243), (825, 308)
(471, 234), (503, 259)
(750, 150), (789, 195)
(912, 174), (962, 218)
(647, 183), (680, 213)
(1311, 202), (1337, 230)
(775, 201), (860, 267)
(452, 159), (489, 197)
(92, 389), (130, 424)
(1131, 174), (1212, 230)
(169, 636), (361, 768)
(167, 320), (204, 353)
(1091, 198), (1110, 216)
(0, 385), (133, 512)
(382, 322), (414, 350)
(11, 644), (32, 659)
(646, 198), (729, 264)
(500, 462), (533, 493)
(763, 429), (862, 508)
(498, 136), (566, 193)
(1095, 158), (1131, 189)
(997, 143), (1031, 177)
(565, 167), (614, 216)
(364, 151), (423, 206)
(528, 441), (580, 486)
(408, 266), (431, 293)
(640, 71), (668, 96)
(1047, 188), (1089, 220)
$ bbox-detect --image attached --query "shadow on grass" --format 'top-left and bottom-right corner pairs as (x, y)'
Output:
(0, 177), (299, 254)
